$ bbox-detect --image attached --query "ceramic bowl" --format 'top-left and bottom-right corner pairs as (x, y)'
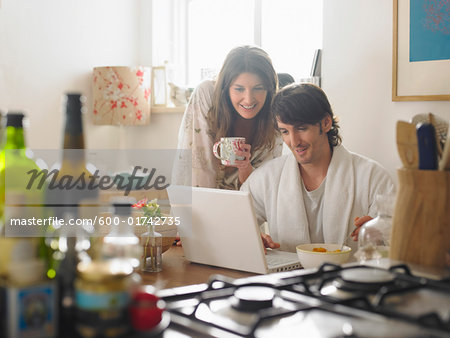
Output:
(296, 243), (352, 269)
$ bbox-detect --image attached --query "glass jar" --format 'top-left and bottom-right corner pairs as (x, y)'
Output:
(356, 194), (395, 263)
(140, 226), (162, 272)
(102, 201), (141, 270)
(74, 259), (135, 337)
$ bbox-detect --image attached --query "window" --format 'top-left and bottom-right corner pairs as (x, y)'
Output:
(150, 0), (322, 88)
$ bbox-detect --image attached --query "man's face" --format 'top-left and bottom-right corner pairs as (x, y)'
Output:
(277, 117), (331, 166)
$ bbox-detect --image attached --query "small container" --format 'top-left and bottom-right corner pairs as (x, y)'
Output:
(356, 194), (394, 263)
(140, 227), (162, 273)
(74, 259), (134, 338)
(390, 169), (450, 268)
(129, 285), (164, 332)
(102, 200), (141, 270)
(5, 281), (57, 338)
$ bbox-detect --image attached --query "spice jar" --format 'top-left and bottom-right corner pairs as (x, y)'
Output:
(74, 259), (134, 338)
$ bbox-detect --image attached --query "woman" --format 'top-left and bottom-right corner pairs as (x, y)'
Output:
(172, 45), (283, 189)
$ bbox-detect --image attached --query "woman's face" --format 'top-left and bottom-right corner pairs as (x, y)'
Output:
(228, 72), (267, 119)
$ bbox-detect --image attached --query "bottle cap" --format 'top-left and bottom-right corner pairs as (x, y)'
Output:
(111, 196), (137, 216)
(6, 112), (25, 127)
(77, 259), (133, 282)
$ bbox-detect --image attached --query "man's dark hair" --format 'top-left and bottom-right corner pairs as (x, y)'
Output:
(271, 83), (342, 147)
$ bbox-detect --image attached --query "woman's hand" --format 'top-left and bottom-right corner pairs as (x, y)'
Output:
(352, 215), (373, 241)
(233, 144), (253, 184)
(261, 233), (280, 254)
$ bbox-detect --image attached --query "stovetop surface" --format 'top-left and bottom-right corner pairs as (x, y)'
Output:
(157, 262), (450, 338)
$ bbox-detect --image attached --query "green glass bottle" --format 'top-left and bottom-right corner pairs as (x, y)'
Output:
(0, 112), (39, 224)
(0, 112), (44, 279)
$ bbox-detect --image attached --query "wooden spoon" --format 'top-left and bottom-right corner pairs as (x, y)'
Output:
(439, 136), (450, 170)
(396, 121), (419, 169)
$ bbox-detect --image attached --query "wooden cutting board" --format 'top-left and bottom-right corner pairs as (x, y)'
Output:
(396, 121), (419, 169)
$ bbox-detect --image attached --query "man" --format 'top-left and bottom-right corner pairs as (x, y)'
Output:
(241, 83), (394, 252)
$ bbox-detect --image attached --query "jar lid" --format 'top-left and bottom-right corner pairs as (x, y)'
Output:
(77, 259), (133, 282)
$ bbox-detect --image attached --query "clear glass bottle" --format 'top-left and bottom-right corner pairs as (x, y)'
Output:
(141, 224), (162, 272)
(102, 200), (141, 270)
(356, 194), (395, 263)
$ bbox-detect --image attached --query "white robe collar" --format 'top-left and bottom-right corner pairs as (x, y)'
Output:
(276, 145), (354, 249)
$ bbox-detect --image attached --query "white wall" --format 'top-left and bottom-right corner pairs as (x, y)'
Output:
(0, 0), (182, 152)
(1, 0), (449, 181)
(322, 0), (450, 184)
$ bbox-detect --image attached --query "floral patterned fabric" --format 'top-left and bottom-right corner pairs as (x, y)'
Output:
(92, 66), (151, 125)
(172, 80), (283, 189)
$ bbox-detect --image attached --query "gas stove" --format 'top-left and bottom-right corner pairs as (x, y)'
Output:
(157, 262), (450, 337)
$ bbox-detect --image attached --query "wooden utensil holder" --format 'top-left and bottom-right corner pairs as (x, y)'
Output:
(390, 169), (450, 268)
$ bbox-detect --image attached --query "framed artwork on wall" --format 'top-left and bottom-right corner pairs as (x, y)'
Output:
(392, 0), (450, 101)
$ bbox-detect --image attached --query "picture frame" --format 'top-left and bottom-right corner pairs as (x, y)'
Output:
(392, 0), (450, 101)
(310, 49), (322, 77)
(151, 66), (167, 107)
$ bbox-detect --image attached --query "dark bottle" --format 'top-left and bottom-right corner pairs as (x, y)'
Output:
(60, 93), (87, 177)
(42, 94), (87, 282)
(57, 92), (98, 259)
(47, 93), (95, 218)
(57, 212), (79, 338)
(49, 93), (97, 337)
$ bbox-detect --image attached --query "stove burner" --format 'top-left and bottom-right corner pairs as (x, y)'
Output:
(331, 267), (395, 292)
(341, 268), (395, 284)
(161, 264), (450, 337)
(231, 286), (275, 312)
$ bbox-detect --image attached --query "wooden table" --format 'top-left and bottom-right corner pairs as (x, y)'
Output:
(140, 246), (256, 289)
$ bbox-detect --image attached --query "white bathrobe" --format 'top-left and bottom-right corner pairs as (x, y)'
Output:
(241, 145), (394, 252)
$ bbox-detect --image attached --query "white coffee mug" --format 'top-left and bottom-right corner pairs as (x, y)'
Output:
(212, 137), (245, 165)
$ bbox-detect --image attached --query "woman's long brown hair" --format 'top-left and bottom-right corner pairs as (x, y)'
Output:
(207, 45), (279, 152)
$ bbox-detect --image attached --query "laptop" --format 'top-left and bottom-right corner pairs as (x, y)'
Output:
(167, 186), (301, 274)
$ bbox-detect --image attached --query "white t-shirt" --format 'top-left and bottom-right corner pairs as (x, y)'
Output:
(302, 177), (326, 243)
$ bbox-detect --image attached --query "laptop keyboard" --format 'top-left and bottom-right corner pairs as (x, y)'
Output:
(266, 250), (300, 267)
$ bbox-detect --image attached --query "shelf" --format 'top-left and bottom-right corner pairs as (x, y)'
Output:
(151, 106), (185, 114)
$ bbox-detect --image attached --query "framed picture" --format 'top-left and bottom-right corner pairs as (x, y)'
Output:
(310, 49), (322, 77)
(151, 66), (167, 107)
(392, 0), (450, 101)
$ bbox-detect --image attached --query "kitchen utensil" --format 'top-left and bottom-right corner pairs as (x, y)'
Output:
(439, 136), (450, 170)
(340, 231), (354, 251)
(428, 113), (443, 158)
(411, 113), (448, 141)
(396, 121), (419, 169)
(416, 123), (438, 170)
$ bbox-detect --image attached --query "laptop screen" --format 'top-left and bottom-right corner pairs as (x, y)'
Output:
(167, 186), (270, 273)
